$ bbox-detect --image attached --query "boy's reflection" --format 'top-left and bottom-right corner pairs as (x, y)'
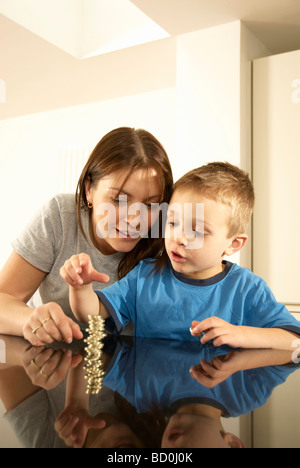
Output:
(101, 338), (299, 448)
(162, 407), (244, 448)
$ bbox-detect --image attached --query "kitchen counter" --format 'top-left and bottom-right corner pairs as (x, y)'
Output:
(0, 333), (299, 449)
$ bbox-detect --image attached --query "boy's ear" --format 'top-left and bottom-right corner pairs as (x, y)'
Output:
(224, 234), (248, 257)
(222, 432), (246, 448)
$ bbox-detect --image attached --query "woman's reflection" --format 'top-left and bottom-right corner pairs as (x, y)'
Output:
(82, 392), (166, 448)
(0, 335), (83, 447)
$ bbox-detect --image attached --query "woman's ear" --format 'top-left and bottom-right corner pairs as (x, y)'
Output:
(85, 177), (92, 205)
(224, 234), (248, 257)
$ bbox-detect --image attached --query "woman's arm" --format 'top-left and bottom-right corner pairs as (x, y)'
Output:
(0, 251), (83, 345)
(0, 335), (42, 411)
(0, 251), (46, 335)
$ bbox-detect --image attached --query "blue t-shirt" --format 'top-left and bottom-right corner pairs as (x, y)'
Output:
(96, 260), (300, 341)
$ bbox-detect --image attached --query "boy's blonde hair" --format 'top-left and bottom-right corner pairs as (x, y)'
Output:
(174, 162), (255, 237)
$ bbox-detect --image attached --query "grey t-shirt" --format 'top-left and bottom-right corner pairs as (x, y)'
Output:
(4, 382), (118, 448)
(12, 193), (124, 321)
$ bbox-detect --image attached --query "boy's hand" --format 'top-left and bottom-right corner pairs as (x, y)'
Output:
(55, 406), (106, 448)
(189, 351), (242, 388)
(190, 317), (247, 348)
(60, 253), (110, 287)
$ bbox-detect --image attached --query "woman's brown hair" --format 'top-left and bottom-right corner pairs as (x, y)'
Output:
(76, 127), (173, 279)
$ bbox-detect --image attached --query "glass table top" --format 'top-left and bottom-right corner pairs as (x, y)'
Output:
(0, 332), (300, 449)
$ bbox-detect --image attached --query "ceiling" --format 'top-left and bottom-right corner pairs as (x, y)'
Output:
(0, 0), (300, 58)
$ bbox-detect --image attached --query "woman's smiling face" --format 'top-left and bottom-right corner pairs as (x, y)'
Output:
(86, 168), (162, 255)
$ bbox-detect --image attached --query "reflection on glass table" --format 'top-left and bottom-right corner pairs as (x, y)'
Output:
(0, 334), (299, 448)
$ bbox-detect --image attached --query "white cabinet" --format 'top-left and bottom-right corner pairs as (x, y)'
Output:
(253, 50), (300, 307)
(252, 369), (300, 448)
(252, 50), (300, 448)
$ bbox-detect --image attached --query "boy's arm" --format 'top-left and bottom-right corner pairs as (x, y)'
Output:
(237, 327), (299, 351)
(60, 253), (110, 324)
(69, 283), (110, 324)
(191, 284), (300, 351)
(243, 327), (299, 351)
(191, 317), (300, 350)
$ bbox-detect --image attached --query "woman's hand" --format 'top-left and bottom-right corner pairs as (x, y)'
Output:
(60, 253), (110, 288)
(23, 302), (84, 346)
(22, 346), (83, 390)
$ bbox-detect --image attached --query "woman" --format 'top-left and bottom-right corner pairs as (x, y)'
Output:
(0, 127), (173, 346)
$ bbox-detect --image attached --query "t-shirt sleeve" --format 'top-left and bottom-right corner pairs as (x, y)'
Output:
(249, 281), (300, 335)
(11, 197), (62, 273)
(95, 264), (140, 334)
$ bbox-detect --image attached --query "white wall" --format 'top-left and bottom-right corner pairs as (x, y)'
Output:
(0, 87), (176, 268)
(174, 21), (270, 178)
(175, 22), (241, 180)
(0, 20), (271, 270)
(175, 21), (269, 267)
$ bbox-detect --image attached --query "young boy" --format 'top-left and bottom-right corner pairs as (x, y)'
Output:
(61, 162), (300, 349)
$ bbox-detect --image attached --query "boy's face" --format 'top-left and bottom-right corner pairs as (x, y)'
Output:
(161, 413), (245, 448)
(165, 189), (241, 280)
